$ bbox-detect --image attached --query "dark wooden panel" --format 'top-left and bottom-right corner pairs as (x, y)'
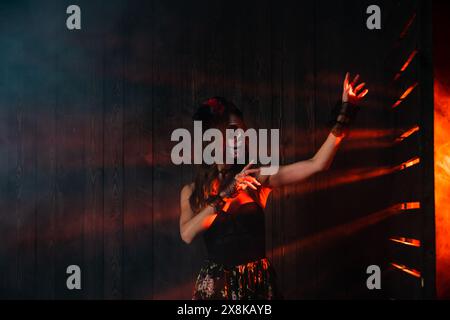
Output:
(417, 0), (436, 299)
(386, 18), (418, 78)
(0, 4), (10, 297)
(393, 131), (420, 164)
(33, 1), (60, 299)
(151, 0), (193, 299)
(383, 0), (418, 57)
(385, 211), (423, 240)
(391, 47), (419, 84)
(388, 240), (422, 271)
(122, 1), (155, 300)
(102, 0), (127, 299)
(81, 1), (106, 299)
(384, 267), (422, 299)
(393, 90), (420, 133)
(53, 1), (87, 297)
(3, 1), (38, 298)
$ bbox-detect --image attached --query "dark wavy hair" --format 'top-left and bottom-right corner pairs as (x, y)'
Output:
(189, 97), (245, 213)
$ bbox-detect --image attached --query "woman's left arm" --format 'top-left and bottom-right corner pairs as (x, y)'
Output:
(266, 132), (342, 188)
(264, 72), (368, 188)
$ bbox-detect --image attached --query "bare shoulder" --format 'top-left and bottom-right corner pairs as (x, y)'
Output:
(181, 183), (194, 199)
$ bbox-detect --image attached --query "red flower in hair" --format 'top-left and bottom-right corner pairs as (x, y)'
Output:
(206, 98), (225, 114)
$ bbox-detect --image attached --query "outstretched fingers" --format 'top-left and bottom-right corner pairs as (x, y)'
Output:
(354, 82), (366, 94)
(344, 72), (350, 89)
(350, 74), (360, 87)
(241, 180), (257, 190)
(240, 160), (255, 174)
(244, 175), (261, 186)
(243, 168), (260, 176)
(236, 174), (261, 191)
(235, 160), (263, 191)
(357, 89), (369, 98)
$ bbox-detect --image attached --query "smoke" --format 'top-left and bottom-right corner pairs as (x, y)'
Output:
(434, 80), (450, 299)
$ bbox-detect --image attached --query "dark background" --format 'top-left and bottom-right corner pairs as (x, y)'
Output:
(0, 0), (434, 299)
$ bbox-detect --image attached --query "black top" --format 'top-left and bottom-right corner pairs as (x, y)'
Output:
(203, 202), (266, 267)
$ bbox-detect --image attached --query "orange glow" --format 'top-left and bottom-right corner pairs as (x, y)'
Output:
(434, 80), (450, 298)
(388, 202), (420, 213)
(271, 157), (422, 199)
(399, 13), (416, 39)
(344, 128), (398, 150)
(333, 157), (420, 187)
(394, 50), (418, 80)
(392, 82), (419, 109)
(399, 201), (421, 210)
(400, 50), (418, 72)
(202, 213), (218, 229)
(391, 262), (421, 278)
(399, 156), (420, 170)
(272, 204), (400, 260)
(389, 237), (421, 247)
(399, 83), (419, 100)
(271, 202), (418, 260)
(395, 125), (420, 143)
(392, 100), (402, 109)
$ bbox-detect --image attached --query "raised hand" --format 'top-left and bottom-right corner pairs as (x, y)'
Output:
(342, 72), (368, 105)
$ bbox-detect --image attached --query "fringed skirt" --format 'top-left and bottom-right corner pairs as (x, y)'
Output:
(192, 258), (280, 300)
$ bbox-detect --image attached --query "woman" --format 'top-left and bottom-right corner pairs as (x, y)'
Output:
(179, 73), (368, 299)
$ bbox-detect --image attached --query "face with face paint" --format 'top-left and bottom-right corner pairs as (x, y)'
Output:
(191, 97), (251, 169)
(225, 113), (247, 161)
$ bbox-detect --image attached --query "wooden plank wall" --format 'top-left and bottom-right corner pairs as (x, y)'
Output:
(380, 0), (435, 299)
(0, 0), (434, 299)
